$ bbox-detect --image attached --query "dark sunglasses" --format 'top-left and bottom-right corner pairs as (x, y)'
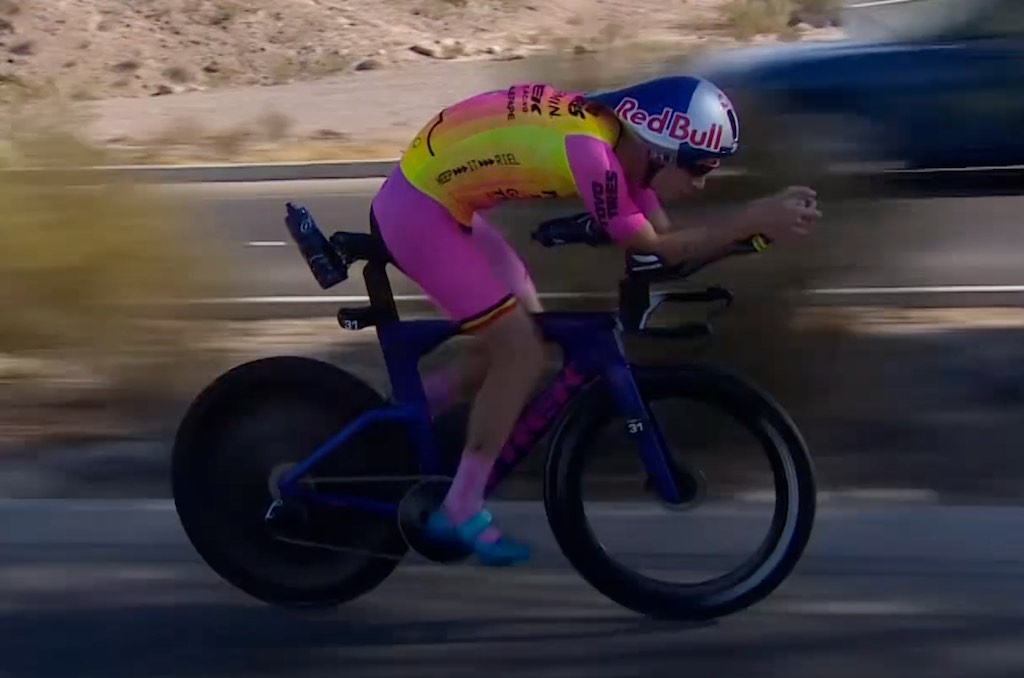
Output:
(678, 157), (720, 177)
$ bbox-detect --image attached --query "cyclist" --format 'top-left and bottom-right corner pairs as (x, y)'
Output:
(369, 75), (821, 567)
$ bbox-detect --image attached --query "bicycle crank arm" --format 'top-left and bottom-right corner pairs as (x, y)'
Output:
(270, 531), (408, 562)
(299, 474), (453, 486)
(271, 469), (452, 500)
(264, 496), (411, 561)
(265, 473), (462, 564)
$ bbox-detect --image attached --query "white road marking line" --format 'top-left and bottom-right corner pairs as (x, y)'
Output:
(187, 285), (1024, 305)
(810, 285), (1024, 295)
(189, 292), (616, 304)
(246, 241), (288, 247)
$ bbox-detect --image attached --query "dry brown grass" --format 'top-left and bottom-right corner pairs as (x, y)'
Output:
(0, 104), (237, 403)
(721, 0), (838, 40)
(721, 0), (792, 39)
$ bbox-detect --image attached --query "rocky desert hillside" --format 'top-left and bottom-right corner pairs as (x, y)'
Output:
(0, 0), (841, 102)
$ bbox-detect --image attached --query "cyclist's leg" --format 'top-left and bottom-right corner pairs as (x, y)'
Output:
(372, 170), (543, 564)
(471, 212), (543, 314)
(420, 213), (543, 416)
(421, 352), (484, 418)
(439, 308), (542, 559)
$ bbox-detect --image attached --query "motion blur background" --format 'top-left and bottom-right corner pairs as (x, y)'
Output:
(2, 0), (1024, 675)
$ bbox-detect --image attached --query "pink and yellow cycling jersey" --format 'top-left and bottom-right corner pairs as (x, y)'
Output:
(376, 82), (665, 333)
(398, 83), (634, 228)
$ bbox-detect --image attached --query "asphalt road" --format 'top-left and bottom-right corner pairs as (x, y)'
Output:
(4, 499), (1024, 677)
(162, 179), (1024, 315)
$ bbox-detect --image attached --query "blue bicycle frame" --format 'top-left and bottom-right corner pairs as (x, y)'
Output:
(276, 309), (684, 514)
(274, 228), (686, 516)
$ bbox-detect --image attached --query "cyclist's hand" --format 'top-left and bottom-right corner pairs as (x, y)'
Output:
(746, 186), (822, 243)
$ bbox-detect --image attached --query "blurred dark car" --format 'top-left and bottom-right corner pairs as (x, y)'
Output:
(686, 0), (1024, 179)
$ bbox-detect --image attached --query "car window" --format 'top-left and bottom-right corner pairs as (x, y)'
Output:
(940, 0), (1024, 39)
(843, 0), (1002, 42)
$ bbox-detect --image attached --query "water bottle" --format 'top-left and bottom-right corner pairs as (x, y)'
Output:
(284, 203), (347, 289)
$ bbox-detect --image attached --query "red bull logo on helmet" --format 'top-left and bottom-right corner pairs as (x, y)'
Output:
(614, 97), (725, 152)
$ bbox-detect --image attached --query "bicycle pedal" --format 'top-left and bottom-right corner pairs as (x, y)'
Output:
(397, 478), (473, 564)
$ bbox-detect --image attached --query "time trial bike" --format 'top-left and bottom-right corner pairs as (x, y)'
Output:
(170, 202), (817, 621)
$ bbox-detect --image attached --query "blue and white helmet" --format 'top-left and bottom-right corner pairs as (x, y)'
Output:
(588, 75), (740, 172)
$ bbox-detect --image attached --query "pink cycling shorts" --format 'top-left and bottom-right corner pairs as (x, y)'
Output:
(370, 135), (662, 333)
(372, 169), (534, 332)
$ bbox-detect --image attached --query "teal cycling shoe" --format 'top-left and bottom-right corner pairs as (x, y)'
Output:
(423, 508), (531, 567)
(422, 509), (461, 544)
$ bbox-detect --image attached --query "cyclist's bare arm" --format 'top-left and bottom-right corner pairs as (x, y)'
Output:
(646, 204), (673, 235)
(619, 211), (756, 266)
(631, 187), (672, 234)
(633, 186), (748, 250)
(620, 186), (822, 264)
(565, 136), (819, 265)
(627, 190), (758, 263)
(566, 139), (749, 263)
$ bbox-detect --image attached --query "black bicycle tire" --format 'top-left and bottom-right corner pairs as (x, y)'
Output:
(542, 362), (817, 621)
(172, 355), (415, 608)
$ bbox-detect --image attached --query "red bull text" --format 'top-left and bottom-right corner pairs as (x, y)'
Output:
(614, 97), (724, 151)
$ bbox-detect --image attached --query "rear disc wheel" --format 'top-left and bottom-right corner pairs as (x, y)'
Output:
(172, 356), (418, 608)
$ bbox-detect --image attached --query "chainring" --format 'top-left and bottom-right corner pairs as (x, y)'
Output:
(397, 477), (474, 563)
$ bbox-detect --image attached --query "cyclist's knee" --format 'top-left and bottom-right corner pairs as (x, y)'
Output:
(516, 282), (543, 314)
(475, 306), (544, 376)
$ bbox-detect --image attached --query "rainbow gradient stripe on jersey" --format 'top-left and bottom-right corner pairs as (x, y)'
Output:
(398, 83), (622, 226)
